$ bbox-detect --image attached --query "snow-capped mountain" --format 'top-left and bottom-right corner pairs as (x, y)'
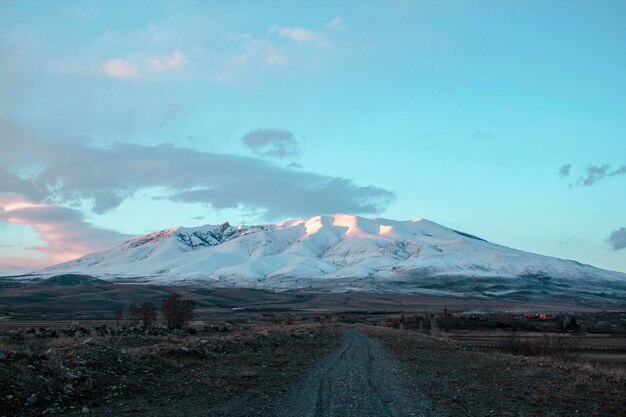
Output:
(35, 214), (626, 302)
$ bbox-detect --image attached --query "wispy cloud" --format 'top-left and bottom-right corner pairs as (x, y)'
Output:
(607, 227), (626, 250)
(241, 128), (302, 159)
(101, 58), (139, 80)
(472, 130), (493, 140)
(558, 163), (626, 186)
(558, 235), (585, 246)
(612, 165), (626, 176)
(146, 51), (185, 72)
(0, 119), (395, 218)
(0, 196), (130, 270)
(270, 26), (330, 48)
(574, 164), (625, 186)
(102, 51), (186, 80)
(3, 11), (344, 90)
(326, 17), (346, 32)
(226, 38), (289, 68)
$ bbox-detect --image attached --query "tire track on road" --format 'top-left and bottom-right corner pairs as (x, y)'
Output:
(276, 327), (439, 417)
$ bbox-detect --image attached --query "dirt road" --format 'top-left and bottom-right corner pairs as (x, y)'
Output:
(276, 327), (438, 417)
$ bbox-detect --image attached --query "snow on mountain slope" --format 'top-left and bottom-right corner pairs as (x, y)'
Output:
(35, 214), (626, 301)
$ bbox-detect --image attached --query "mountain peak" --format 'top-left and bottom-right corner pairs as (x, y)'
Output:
(34, 214), (626, 304)
(126, 227), (179, 248)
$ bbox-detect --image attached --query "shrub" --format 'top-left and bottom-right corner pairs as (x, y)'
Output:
(115, 308), (124, 327)
(128, 304), (140, 326)
(140, 302), (158, 328)
(161, 293), (195, 329)
(507, 333), (577, 358)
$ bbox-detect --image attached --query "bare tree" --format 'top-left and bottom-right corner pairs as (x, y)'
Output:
(115, 308), (124, 327)
(129, 304), (140, 326)
(161, 293), (195, 329)
(140, 302), (158, 328)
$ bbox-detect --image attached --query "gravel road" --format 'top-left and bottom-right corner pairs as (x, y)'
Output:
(275, 327), (439, 417)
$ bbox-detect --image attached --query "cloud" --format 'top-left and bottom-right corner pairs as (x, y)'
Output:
(574, 164), (626, 186)
(558, 163), (571, 178)
(326, 17), (346, 32)
(0, 168), (42, 200)
(0, 258), (49, 276)
(170, 177), (393, 217)
(270, 26), (330, 48)
(232, 38), (289, 68)
(577, 164), (610, 186)
(102, 52), (185, 80)
(236, 39), (289, 67)
(607, 227), (626, 250)
(558, 235), (585, 246)
(216, 38), (289, 83)
(101, 58), (139, 79)
(612, 165), (626, 176)
(472, 130), (493, 140)
(146, 51), (185, 72)
(241, 128), (302, 159)
(0, 196), (131, 269)
(0, 120), (395, 219)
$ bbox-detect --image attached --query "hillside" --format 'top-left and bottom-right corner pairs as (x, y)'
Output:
(29, 214), (625, 304)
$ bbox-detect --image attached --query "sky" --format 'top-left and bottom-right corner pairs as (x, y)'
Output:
(0, 0), (625, 275)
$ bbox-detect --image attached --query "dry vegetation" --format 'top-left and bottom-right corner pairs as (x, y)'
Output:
(0, 321), (341, 416)
(1, 283), (625, 417)
(364, 325), (626, 417)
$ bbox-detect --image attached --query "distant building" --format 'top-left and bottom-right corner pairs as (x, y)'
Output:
(523, 313), (558, 320)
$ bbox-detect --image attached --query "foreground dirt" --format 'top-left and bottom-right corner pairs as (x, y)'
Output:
(364, 326), (626, 417)
(3, 322), (625, 417)
(276, 328), (438, 417)
(0, 323), (341, 417)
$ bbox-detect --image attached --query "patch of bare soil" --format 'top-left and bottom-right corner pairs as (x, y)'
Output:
(0, 323), (341, 416)
(364, 326), (626, 417)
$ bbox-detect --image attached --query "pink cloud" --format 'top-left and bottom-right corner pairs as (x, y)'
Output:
(0, 196), (131, 272)
(0, 256), (53, 275)
(146, 51), (185, 72)
(101, 58), (139, 79)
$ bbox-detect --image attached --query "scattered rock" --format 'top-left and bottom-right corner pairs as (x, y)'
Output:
(241, 369), (259, 378)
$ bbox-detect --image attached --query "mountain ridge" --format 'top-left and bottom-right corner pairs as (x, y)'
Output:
(30, 214), (625, 306)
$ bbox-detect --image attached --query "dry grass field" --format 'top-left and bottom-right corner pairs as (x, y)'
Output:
(1, 281), (625, 416)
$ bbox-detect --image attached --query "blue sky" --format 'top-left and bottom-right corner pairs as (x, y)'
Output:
(0, 0), (625, 274)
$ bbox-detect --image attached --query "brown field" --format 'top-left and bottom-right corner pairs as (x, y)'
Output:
(1, 317), (625, 417)
(0, 281), (619, 323)
(1, 281), (625, 416)
(444, 331), (626, 371)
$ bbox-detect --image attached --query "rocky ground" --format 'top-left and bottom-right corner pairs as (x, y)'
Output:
(2, 321), (625, 417)
(364, 326), (626, 417)
(0, 322), (341, 417)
